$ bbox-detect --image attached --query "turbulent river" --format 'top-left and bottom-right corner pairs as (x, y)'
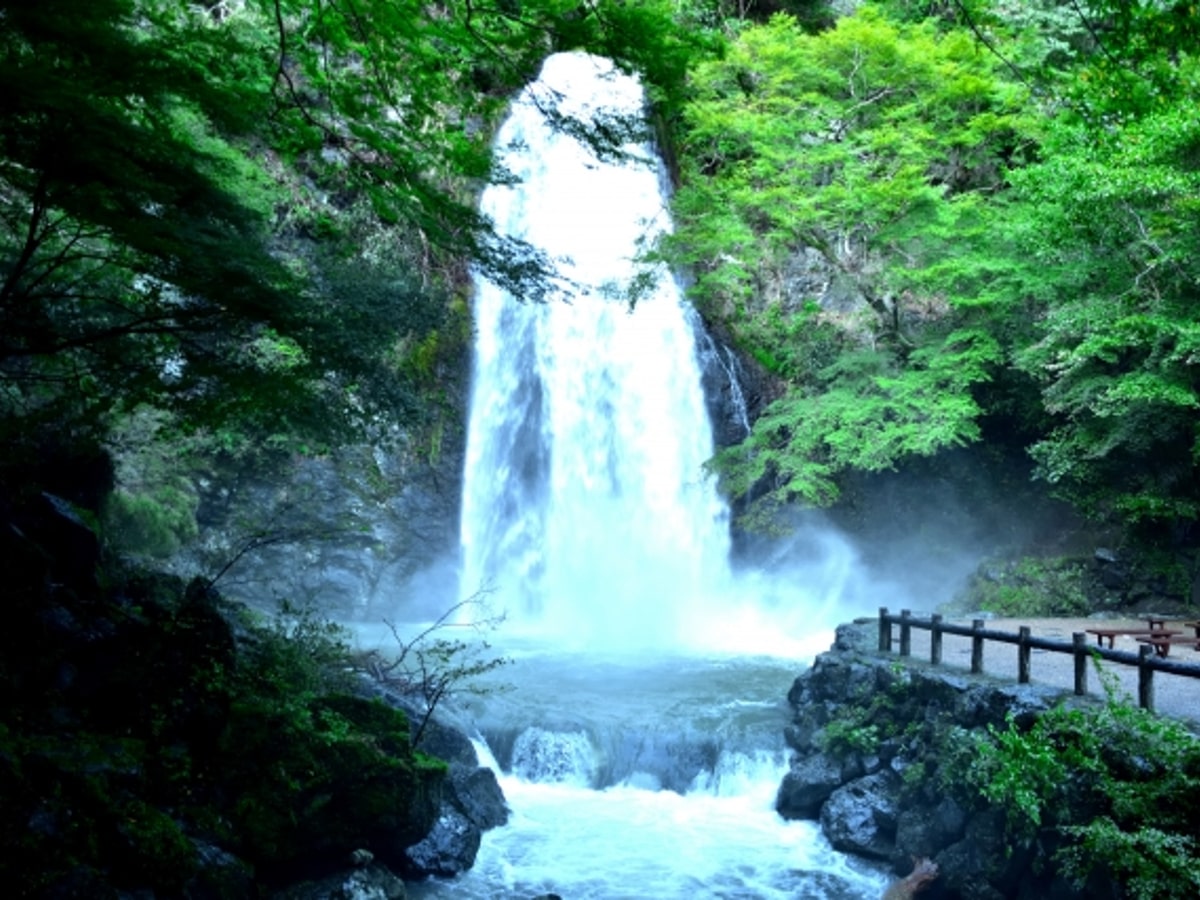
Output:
(401, 52), (885, 899)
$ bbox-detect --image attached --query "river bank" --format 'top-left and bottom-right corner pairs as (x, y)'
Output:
(779, 618), (1200, 899)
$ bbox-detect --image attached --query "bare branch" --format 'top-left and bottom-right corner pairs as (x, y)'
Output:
(358, 589), (510, 748)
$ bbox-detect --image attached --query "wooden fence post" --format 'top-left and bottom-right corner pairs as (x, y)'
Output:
(879, 607), (891, 652)
(971, 619), (984, 674)
(1138, 645), (1155, 711)
(931, 613), (943, 666)
(1018, 626), (1031, 684)
(900, 609), (912, 658)
(1072, 633), (1088, 696)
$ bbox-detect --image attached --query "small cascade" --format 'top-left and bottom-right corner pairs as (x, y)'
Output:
(407, 652), (890, 900)
(510, 727), (598, 787)
(696, 327), (753, 439)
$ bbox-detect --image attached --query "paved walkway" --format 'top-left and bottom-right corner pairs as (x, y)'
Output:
(876, 616), (1200, 727)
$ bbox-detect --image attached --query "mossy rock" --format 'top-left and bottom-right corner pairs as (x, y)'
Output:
(0, 729), (197, 896)
(220, 693), (444, 878)
(952, 555), (1090, 617)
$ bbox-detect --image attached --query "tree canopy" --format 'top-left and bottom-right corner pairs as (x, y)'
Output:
(4, 0), (1200, 543)
(665, 1), (1200, 539)
(0, 0), (708, 479)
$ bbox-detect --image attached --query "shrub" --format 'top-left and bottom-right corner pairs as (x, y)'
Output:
(966, 670), (1200, 899)
(955, 555), (1090, 616)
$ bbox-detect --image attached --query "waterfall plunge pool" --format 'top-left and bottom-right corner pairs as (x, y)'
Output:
(398, 643), (890, 900)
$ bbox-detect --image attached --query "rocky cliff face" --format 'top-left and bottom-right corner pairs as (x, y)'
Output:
(164, 417), (469, 623)
(163, 316), (761, 623)
(778, 622), (1098, 900)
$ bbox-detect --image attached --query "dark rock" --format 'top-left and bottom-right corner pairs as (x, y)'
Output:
(778, 621), (1099, 898)
(448, 765), (509, 830)
(933, 809), (1013, 897)
(776, 753), (857, 820)
(407, 710), (479, 767)
(360, 684), (510, 845)
(401, 808), (481, 878)
(187, 841), (254, 900)
(894, 797), (968, 862)
(273, 863), (408, 899)
(696, 326), (758, 448)
(820, 771), (901, 859)
(783, 719), (822, 753)
(954, 682), (1055, 730)
(804, 656), (878, 706)
(833, 622), (873, 653)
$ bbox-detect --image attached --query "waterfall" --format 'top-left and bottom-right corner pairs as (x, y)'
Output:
(458, 51), (862, 657)
(419, 53), (889, 899)
(460, 53), (734, 650)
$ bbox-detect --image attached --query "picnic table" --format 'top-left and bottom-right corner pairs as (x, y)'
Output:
(1136, 634), (1200, 658)
(1085, 618), (1177, 649)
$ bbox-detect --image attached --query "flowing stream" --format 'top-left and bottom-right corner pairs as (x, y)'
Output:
(408, 52), (884, 899)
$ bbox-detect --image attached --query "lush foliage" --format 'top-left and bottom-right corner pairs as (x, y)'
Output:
(668, 1), (1200, 540)
(965, 673), (1200, 899)
(0, 4), (722, 894)
(0, 517), (443, 895)
(951, 555), (1091, 616)
(668, 6), (1032, 521)
(0, 0), (713, 479)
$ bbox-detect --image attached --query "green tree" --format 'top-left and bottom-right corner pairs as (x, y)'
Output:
(0, 0), (715, 485)
(667, 8), (1031, 523)
(0, 0), (428, 461)
(991, 2), (1200, 532)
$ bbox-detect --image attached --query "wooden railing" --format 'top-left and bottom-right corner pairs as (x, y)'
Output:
(877, 607), (1200, 712)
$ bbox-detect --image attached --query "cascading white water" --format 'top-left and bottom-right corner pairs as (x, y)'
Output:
(459, 52), (855, 655)
(423, 51), (886, 900)
(460, 52), (733, 651)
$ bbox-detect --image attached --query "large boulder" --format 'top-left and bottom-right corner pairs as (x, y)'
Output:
(776, 753), (863, 820)
(820, 771), (901, 860)
(777, 621), (1097, 899)
(401, 808), (481, 879)
(893, 796), (968, 863)
(274, 862), (409, 900)
(359, 686), (510, 879)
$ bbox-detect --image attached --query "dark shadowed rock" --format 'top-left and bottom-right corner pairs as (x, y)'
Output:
(188, 840), (254, 899)
(893, 797), (968, 863)
(820, 771), (901, 859)
(448, 765), (509, 830)
(402, 808), (481, 878)
(779, 620), (1109, 899)
(777, 752), (864, 820)
(954, 681), (1056, 730)
(273, 863), (408, 899)
(359, 686), (510, 864)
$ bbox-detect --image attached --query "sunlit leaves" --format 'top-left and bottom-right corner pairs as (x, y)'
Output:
(687, 1), (1200, 531)
(712, 327), (1000, 526)
(671, 7), (1030, 520)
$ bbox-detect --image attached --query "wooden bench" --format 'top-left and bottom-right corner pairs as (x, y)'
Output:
(1136, 634), (1200, 658)
(1085, 625), (1179, 649)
